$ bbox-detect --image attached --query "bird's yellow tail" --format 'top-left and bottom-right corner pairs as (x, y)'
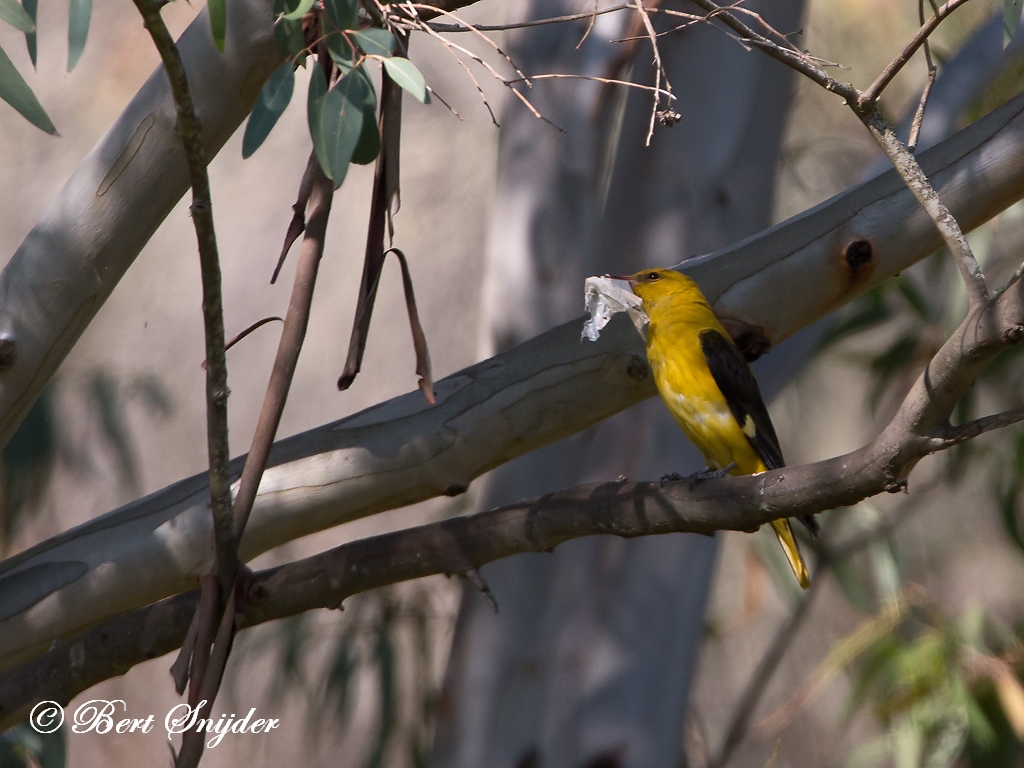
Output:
(770, 519), (810, 589)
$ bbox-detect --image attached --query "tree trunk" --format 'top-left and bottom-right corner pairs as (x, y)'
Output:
(431, 3), (807, 767)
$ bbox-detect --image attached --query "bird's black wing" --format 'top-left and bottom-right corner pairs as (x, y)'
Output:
(699, 327), (784, 470)
(700, 328), (819, 536)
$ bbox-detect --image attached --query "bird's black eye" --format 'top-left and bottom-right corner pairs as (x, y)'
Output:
(647, 272), (660, 281)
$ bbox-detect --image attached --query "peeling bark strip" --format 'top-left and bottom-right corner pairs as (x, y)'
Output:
(4, 260), (1024, 726)
(5, 89), (1024, 675)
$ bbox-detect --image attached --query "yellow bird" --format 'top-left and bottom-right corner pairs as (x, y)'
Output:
(615, 267), (816, 588)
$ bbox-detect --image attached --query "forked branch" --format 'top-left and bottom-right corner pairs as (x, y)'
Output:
(4, 262), (1024, 727)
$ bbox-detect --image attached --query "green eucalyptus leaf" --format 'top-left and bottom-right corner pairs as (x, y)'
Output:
(1006, 0), (1023, 44)
(351, 28), (395, 58)
(321, 0), (356, 31)
(22, 0), (36, 66)
(242, 63), (295, 158)
(209, 0), (226, 52)
(382, 56), (429, 103)
(307, 63), (328, 170)
(281, 0), (314, 20)
(0, 42), (55, 133)
(273, 17), (304, 60)
(0, 0), (33, 32)
(351, 99), (380, 165)
(66, 0), (90, 71)
(317, 70), (368, 187)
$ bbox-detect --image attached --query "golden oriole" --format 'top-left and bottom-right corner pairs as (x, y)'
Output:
(616, 267), (816, 589)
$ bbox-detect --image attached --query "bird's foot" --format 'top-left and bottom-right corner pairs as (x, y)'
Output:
(686, 463), (736, 489)
(660, 463), (736, 489)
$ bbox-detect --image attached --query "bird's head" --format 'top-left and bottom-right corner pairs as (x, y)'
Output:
(607, 268), (704, 307)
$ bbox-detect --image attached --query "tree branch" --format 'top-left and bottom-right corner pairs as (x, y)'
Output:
(859, 0), (972, 110)
(131, 0), (236, 604)
(5, 263), (1024, 726)
(5, 89), (1024, 674)
(687, 0), (990, 305)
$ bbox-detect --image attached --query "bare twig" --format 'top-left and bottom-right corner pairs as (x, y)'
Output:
(684, 0), (990, 305)
(862, 108), (988, 305)
(200, 317), (284, 369)
(577, 0), (601, 49)
(907, 0), (938, 153)
(417, 24), (500, 126)
(418, 3), (633, 33)
(130, 0), (235, 595)
(417, 20), (555, 126)
(930, 405), (1024, 447)
(632, 0), (670, 145)
(271, 153), (318, 284)
(232, 159), (334, 539)
(754, 595), (914, 738)
(686, 0), (860, 105)
(173, 588), (237, 768)
(506, 73), (673, 100)
(409, 4), (531, 84)
(859, 0), (973, 110)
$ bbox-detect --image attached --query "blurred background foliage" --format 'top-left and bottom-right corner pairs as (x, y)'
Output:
(7, 0), (1024, 767)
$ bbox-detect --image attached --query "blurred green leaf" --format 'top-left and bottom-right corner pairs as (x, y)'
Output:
(21, 0), (35, 66)
(307, 62), (328, 167)
(280, 0), (314, 21)
(383, 57), (429, 103)
(0, 0), (32, 32)
(351, 83), (379, 165)
(365, 605), (397, 768)
(267, 615), (309, 705)
(0, 42), (55, 133)
(1006, 0), (1023, 44)
(869, 335), (920, 407)
(966, 678), (1024, 768)
(0, 723), (65, 768)
(352, 28), (396, 58)
(88, 371), (140, 492)
(324, 626), (357, 720)
(3, 388), (55, 542)
(242, 63), (294, 158)
(895, 275), (931, 321)
(66, 0), (89, 71)
(209, 0), (226, 52)
(996, 431), (1024, 556)
(818, 286), (893, 350)
(316, 69), (369, 187)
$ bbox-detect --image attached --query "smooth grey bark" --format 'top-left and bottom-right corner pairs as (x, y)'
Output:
(0, 0), (278, 447)
(6, 68), (1024, 677)
(431, 3), (807, 767)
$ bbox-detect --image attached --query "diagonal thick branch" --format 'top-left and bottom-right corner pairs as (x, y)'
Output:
(5, 89), (1024, 675)
(4, 263), (1024, 727)
(690, 0), (988, 305)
